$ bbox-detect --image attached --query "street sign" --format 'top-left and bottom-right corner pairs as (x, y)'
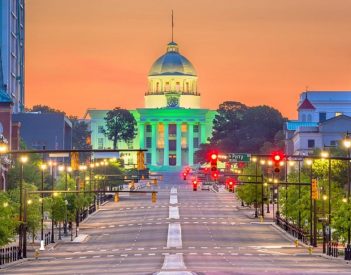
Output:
(49, 153), (69, 158)
(227, 153), (251, 162)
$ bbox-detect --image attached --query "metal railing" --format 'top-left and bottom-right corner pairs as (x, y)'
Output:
(0, 246), (20, 265)
(276, 216), (309, 244)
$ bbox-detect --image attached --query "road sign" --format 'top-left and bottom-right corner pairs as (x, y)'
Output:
(49, 153), (69, 158)
(227, 153), (251, 162)
(312, 179), (319, 200)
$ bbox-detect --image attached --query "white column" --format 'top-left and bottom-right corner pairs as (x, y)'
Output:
(200, 123), (207, 144)
(163, 122), (169, 166)
(188, 123), (194, 166)
(176, 122), (182, 166)
(138, 123), (145, 149)
(151, 122), (157, 166)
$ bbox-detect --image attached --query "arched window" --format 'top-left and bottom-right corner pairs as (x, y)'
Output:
(301, 114), (306, 122)
(185, 82), (189, 93)
(156, 82), (159, 92)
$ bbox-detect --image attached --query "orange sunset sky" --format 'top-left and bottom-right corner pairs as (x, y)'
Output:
(25, 0), (351, 119)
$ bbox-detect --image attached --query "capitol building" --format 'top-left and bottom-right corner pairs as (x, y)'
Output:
(86, 40), (215, 169)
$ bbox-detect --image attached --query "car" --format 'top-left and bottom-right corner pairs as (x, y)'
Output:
(201, 181), (212, 190)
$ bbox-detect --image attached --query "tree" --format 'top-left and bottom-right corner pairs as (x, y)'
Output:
(28, 105), (65, 115)
(0, 192), (17, 246)
(210, 102), (285, 154)
(69, 116), (91, 161)
(103, 108), (137, 149)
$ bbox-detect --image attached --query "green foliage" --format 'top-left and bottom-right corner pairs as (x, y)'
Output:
(103, 107), (137, 149)
(211, 101), (285, 154)
(7, 154), (42, 190)
(0, 192), (17, 246)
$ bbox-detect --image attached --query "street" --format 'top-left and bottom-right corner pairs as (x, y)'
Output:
(3, 172), (351, 275)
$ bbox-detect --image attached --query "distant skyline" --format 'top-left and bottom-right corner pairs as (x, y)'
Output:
(26, 0), (351, 119)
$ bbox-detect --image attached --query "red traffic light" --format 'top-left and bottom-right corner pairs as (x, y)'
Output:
(271, 151), (285, 173)
(211, 153), (218, 160)
(183, 172), (187, 176)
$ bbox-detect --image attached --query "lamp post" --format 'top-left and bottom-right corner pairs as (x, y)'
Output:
(18, 155), (28, 258)
(39, 163), (47, 251)
(48, 161), (57, 243)
(253, 158), (258, 218)
(305, 158), (313, 246)
(343, 134), (351, 247)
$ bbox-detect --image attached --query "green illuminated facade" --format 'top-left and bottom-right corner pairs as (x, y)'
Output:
(86, 41), (216, 169)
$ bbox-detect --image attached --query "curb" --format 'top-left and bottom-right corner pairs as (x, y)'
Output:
(270, 223), (310, 248)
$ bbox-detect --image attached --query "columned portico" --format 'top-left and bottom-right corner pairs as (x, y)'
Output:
(188, 123), (194, 166)
(151, 122), (157, 166)
(163, 122), (169, 166)
(176, 122), (182, 166)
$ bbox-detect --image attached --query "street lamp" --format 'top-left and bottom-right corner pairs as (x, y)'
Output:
(40, 163), (47, 250)
(344, 133), (351, 250)
(48, 161), (57, 243)
(305, 158), (313, 246)
(19, 155), (28, 258)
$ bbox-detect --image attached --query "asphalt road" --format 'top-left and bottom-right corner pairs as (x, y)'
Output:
(3, 172), (351, 274)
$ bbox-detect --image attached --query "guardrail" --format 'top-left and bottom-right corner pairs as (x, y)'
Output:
(276, 216), (309, 244)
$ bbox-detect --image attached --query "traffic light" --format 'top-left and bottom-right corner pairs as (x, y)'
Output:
(209, 151), (218, 171)
(183, 172), (187, 180)
(312, 179), (319, 200)
(137, 151), (145, 170)
(226, 178), (236, 192)
(193, 180), (198, 191)
(211, 170), (219, 181)
(271, 152), (285, 173)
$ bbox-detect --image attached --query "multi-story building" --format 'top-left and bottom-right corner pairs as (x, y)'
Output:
(0, 0), (25, 113)
(285, 91), (351, 155)
(86, 41), (216, 169)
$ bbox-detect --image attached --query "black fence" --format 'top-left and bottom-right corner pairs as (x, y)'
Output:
(276, 216), (309, 244)
(327, 242), (339, 258)
(44, 232), (51, 246)
(0, 246), (20, 265)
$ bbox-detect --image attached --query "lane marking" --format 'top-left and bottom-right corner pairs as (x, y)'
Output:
(167, 223), (182, 248)
(170, 187), (177, 194)
(169, 206), (180, 219)
(170, 194), (178, 204)
(161, 254), (186, 270)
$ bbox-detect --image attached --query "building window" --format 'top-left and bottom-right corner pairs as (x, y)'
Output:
(335, 112), (343, 117)
(98, 126), (104, 134)
(165, 82), (170, 91)
(146, 153), (152, 164)
(181, 124), (187, 132)
(308, 139), (315, 149)
(307, 114), (312, 122)
(319, 112), (327, 122)
(156, 82), (159, 92)
(146, 125), (151, 132)
(146, 137), (152, 148)
(98, 138), (104, 149)
(330, 140), (337, 147)
(185, 82), (189, 92)
(193, 137), (199, 148)
(194, 125), (199, 133)
(301, 114), (306, 122)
